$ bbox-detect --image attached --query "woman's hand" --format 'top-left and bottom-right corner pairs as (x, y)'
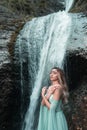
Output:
(41, 87), (47, 98)
(44, 86), (56, 99)
(47, 86), (56, 94)
(41, 85), (60, 100)
(46, 85), (60, 98)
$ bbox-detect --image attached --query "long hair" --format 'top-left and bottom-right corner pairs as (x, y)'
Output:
(51, 67), (69, 104)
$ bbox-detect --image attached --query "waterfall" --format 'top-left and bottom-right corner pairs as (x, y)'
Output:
(15, 1), (74, 130)
(65, 0), (74, 12)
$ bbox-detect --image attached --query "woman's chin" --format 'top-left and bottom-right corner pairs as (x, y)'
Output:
(50, 78), (54, 81)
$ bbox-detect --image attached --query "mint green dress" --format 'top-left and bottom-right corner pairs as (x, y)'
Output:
(37, 94), (68, 130)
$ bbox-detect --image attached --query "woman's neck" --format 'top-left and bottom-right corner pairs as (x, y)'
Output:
(51, 81), (59, 85)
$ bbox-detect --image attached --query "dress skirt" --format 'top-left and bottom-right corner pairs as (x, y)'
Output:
(37, 94), (68, 130)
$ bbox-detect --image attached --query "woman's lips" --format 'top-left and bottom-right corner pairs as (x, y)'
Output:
(50, 76), (54, 79)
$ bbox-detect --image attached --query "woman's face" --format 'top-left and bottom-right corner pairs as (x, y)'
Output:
(50, 69), (59, 81)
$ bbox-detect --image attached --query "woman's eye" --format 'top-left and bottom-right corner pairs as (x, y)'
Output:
(50, 71), (57, 74)
(53, 72), (56, 74)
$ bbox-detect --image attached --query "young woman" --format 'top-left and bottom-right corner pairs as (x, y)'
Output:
(37, 67), (69, 130)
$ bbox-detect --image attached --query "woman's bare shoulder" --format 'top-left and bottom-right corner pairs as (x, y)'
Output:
(53, 86), (62, 100)
(56, 84), (62, 89)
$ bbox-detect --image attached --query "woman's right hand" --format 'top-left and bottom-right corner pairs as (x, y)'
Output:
(41, 86), (47, 98)
(44, 86), (55, 99)
(47, 86), (56, 94)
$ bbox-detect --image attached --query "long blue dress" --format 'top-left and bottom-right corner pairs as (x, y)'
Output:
(37, 94), (68, 130)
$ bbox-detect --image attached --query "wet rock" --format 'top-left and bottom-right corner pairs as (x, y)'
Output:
(0, 4), (25, 130)
(64, 48), (87, 130)
(70, 0), (87, 13)
(69, 82), (87, 130)
(0, 0), (65, 16)
(65, 48), (87, 90)
(0, 63), (21, 130)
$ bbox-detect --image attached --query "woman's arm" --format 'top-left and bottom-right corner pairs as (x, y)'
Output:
(41, 95), (49, 105)
(42, 87), (62, 110)
(50, 86), (63, 111)
(52, 86), (62, 101)
(41, 86), (57, 105)
(42, 95), (51, 109)
(41, 86), (47, 105)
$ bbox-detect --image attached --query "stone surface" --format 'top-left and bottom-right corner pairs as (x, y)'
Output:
(69, 82), (87, 130)
(0, 5), (26, 130)
(0, 0), (65, 16)
(64, 49), (87, 130)
(65, 48), (87, 90)
(70, 0), (87, 13)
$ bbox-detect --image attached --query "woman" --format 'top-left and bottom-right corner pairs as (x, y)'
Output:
(37, 67), (69, 130)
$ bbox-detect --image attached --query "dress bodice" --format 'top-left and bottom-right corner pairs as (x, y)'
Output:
(49, 94), (63, 112)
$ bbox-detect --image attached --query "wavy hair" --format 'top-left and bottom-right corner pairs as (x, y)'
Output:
(51, 67), (69, 104)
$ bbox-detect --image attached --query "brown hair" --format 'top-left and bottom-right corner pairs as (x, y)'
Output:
(51, 67), (69, 104)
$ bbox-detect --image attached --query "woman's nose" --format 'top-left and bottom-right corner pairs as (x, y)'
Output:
(50, 73), (53, 77)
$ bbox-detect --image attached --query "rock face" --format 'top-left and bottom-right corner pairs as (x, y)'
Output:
(0, 0), (65, 16)
(70, 0), (87, 12)
(0, 63), (21, 130)
(0, 0), (87, 16)
(0, 5), (25, 130)
(65, 48), (87, 90)
(63, 48), (87, 130)
(64, 12), (87, 129)
(70, 82), (87, 130)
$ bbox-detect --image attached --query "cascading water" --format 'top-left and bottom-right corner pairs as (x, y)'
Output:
(65, 0), (74, 12)
(15, 0), (74, 130)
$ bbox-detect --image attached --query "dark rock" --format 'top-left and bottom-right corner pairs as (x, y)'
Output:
(70, 0), (87, 13)
(65, 48), (87, 90)
(0, 4), (26, 130)
(0, 63), (21, 130)
(68, 81), (87, 130)
(63, 48), (87, 130)
(0, 0), (65, 16)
